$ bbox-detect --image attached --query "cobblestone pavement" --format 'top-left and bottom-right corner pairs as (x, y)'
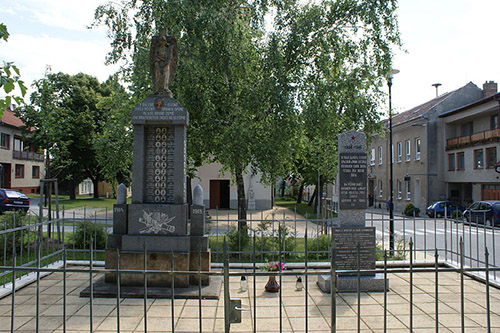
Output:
(1, 267), (499, 332)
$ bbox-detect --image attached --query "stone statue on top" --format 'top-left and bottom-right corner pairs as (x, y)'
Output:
(149, 28), (178, 97)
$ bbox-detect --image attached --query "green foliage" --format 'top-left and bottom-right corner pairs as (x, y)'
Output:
(226, 225), (251, 252)
(73, 221), (107, 250)
(92, 0), (401, 219)
(452, 210), (463, 219)
(0, 23), (26, 110)
(307, 234), (331, 260)
(16, 71), (132, 198)
(403, 203), (420, 217)
(0, 211), (28, 259)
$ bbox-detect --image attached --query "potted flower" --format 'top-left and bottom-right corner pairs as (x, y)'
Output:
(262, 261), (284, 292)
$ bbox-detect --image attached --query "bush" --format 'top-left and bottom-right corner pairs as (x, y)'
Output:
(226, 224), (250, 252)
(0, 210), (28, 259)
(73, 221), (107, 250)
(307, 234), (331, 260)
(404, 203), (420, 217)
(452, 210), (463, 219)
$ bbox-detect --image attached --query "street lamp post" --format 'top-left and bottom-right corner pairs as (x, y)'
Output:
(387, 69), (399, 254)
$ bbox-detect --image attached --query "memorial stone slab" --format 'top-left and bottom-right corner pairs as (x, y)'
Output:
(337, 130), (367, 227)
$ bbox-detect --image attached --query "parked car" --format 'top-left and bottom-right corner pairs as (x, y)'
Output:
(463, 201), (500, 226)
(426, 201), (464, 218)
(0, 189), (30, 213)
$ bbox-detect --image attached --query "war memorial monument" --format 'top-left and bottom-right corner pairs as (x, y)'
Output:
(318, 130), (387, 292)
(82, 29), (217, 298)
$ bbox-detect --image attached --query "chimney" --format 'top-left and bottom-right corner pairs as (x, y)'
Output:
(483, 81), (497, 98)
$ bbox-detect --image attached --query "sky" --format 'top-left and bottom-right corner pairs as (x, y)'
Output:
(1, 0), (499, 114)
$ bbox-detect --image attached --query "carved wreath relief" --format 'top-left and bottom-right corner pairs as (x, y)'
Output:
(145, 126), (175, 203)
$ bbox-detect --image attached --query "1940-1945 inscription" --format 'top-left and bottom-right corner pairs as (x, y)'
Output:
(339, 152), (367, 210)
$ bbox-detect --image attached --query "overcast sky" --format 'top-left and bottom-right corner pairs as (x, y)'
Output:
(1, 0), (499, 114)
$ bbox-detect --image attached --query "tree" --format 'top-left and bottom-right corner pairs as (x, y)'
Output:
(94, 75), (134, 195)
(0, 23), (27, 110)
(17, 72), (132, 199)
(93, 0), (400, 221)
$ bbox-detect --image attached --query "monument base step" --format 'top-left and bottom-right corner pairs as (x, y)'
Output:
(317, 273), (388, 293)
(80, 276), (222, 299)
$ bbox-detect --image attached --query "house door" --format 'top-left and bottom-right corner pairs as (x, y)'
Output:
(1, 163), (11, 188)
(368, 179), (375, 207)
(210, 180), (230, 209)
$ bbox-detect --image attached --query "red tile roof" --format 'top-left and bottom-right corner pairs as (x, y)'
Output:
(1, 108), (25, 128)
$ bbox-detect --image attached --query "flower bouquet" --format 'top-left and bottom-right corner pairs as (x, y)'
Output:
(262, 261), (284, 292)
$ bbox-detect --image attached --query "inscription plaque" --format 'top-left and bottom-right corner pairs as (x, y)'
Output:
(132, 100), (187, 124)
(339, 152), (367, 210)
(145, 126), (175, 203)
(333, 227), (375, 271)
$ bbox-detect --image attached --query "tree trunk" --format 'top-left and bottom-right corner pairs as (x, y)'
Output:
(308, 186), (317, 206)
(296, 182), (304, 204)
(69, 179), (76, 200)
(235, 167), (247, 229)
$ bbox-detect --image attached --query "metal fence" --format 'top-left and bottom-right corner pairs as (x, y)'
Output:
(0, 207), (499, 332)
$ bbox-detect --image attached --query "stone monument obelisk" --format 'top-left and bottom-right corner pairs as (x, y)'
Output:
(102, 29), (211, 289)
(318, 130), (386, 292)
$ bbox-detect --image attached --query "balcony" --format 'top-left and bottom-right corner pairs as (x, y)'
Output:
(13, 150), (44, 162)
(446, 128), (500, 150)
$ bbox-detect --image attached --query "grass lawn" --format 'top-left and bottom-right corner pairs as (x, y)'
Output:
(38, 197), (131, 211)
(274, 196), (319, 219)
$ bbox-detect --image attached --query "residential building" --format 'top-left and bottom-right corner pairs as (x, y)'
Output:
(0, 109), (45, 194)
(440, 82), (500, 203)
(368, 82), (484, 214)
(191, 162), (272, 210)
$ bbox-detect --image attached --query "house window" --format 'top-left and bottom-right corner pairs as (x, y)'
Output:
(486, 147), (497, 169)
(378, 180), (383, 197)
(0, 133), (9, 149)
(391, 144), (394, 164)
(461, 122), (473, 136)
(370, 148), (375, 166)
(457, 152), (465, 170)
(405, 180), (411, 200)
(397, 180), (402, 199)
(474, 149), (484, 169)
(415, 138), (421, 160)
(13, 137), (23, 152)
(405, 140), (411, 161)
(15, 164), (24, 178)
(32, 166), (40, 179)
(491, 115), (498, 130)
(378, 146), (382, 165)
(397, 142), (402, 162)
(448, 153), (455, 171)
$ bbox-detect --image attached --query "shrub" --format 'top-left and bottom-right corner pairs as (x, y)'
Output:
(404, 203), (420, 217)
(307, 234), (331, 260)
(226, 224), (250, 252)
(73, 221), (107, 250)
(0, 211), (28, 259)
(452, 210), (463, 219)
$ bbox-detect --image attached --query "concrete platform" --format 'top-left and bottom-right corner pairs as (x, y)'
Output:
(80, 276), (222, 299)
(317, 273), (388, 292)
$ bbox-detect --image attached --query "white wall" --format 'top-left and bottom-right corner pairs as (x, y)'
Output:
(192, 162), (272, 210)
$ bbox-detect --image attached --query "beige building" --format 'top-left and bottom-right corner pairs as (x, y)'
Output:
(0, 109), (45, 194)
(368, 82), (485, 213)
(440, 84), (500, 202)
(191, 162), (272, 210)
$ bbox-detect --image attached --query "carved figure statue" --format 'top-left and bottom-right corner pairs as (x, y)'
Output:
(150, 28), (178, 97)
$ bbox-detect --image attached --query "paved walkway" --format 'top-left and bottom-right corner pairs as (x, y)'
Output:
(1, 267), (499, 332)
